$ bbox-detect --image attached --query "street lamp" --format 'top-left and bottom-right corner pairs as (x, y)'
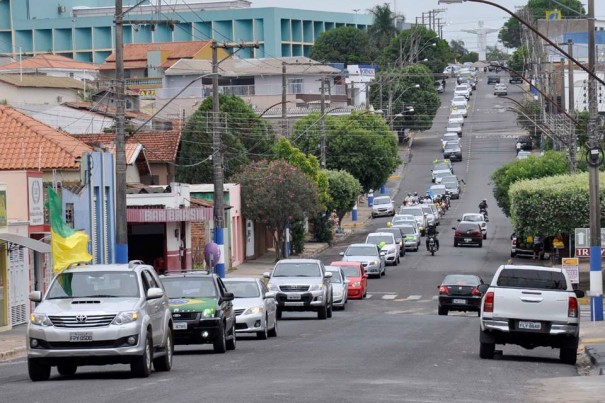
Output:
(440, 0), (603, 321)
(388, 84), (420, 130)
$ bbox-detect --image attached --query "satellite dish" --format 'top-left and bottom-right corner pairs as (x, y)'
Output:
(204, 242), (220, 269)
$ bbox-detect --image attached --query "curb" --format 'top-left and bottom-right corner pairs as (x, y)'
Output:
(584, 345), (605, 375)
(0, 346), (26, 363)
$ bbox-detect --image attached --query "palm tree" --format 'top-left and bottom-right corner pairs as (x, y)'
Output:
(368, 4), (399, 51)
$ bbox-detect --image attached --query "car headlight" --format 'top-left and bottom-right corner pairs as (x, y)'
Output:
(309, 284), (325, 291)
(30, 313), (52, 327)
(243, 306), (264, 315)
(111, 311), (139, 325)
(202, 308), (216, 318)
(267, 283), (280, 292)
(352, 281), (361, 288)
(373, 260), (379, 266)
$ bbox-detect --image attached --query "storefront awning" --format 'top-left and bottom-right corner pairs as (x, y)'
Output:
(0, 233), (51, 253)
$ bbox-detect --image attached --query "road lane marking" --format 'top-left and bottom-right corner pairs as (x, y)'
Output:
(406, 295), (422, 300)
(365, 294), (372, 299)
(382, 294), (397, 300)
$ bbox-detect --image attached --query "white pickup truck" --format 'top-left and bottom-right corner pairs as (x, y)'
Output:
(477, 265), (585, 365)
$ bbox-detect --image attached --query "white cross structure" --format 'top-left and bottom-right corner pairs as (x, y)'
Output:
(462, 21), (499, 61)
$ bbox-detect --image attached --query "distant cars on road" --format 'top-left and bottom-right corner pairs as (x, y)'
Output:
(437, 274), (484, 316)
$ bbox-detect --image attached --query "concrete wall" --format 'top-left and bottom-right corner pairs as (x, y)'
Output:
(0, 84), (79, 104)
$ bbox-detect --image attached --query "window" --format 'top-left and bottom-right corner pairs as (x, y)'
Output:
(497, 269), (567, 290)
(65, 203), (74, 228)
(287, 78), (303, 94)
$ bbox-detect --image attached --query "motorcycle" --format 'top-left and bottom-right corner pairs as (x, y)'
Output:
(427, 236), (438, 256)
(480, 207), (489, 222)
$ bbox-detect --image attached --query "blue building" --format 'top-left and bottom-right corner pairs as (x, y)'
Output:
(0, 0), (372, 64)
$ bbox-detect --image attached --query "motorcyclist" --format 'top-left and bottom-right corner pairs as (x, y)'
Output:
(425, 224), (439, 251)
(404, 192), (413, 206)
(412, 192), (419, 204)
(479, 199), (488, 217)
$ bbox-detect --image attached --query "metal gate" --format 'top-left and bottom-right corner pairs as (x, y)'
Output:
(8, 247), (28, 326)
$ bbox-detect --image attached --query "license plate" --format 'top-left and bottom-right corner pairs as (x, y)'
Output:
(464, 238), (472, 242)
(69, 332), (92, 342)
(453, 299), (467, 304)
(174, 322), (187, 330)
(518, 321), (541, 330)
(285, 302), (304, 306)
(287, 293), (301, 300)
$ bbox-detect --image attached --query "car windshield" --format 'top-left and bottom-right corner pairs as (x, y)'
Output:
(46, 271), (140, 299)
(401, 208), (423, 217)
(430, 187), (446, 196)
(345, 245), (378, 257)
(444, 144), (459, 152)
(463, 214), (483, 222)
(224, 280), (260, 298)
(443, 275), (479, 286)
(366, 235), (394, 245)
(433, 163), (450, 171)
(421, 206), (433, 214)
(378, 229), (401, 239)
(458, 223), (480, 232)
(497, 268), (567, 290)
(399, 225), (416, 235)
(272, 262), (321, 277)
(443, 135), (458, 142)
(373, 197), (391, 205)
(441, 176), (457, 184)
(338, 265), (361, 277)
(326, 270), (343, 283)
(161, 277), (217, 298)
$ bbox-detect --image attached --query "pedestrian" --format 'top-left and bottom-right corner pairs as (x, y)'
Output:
(532, 235), (543, 260)
(516, 141), (522, 154)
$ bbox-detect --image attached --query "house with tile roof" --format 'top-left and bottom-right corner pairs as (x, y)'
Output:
(0, 54), (98, 82)
(0, 74), (85, 105)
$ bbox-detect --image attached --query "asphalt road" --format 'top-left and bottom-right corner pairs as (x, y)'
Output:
(0, 75), (582, 403)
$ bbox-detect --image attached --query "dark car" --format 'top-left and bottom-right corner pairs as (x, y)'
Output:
(510, 233), (551, 260)
(437, 274), (484, 316)
(516, 135), (533, 151)
(443, 142), (462, 161)
(160, 272), (236, 353)
(452, 222), (483, 247)
(487, 75), (500, 84)
(509, 76), (523, 84)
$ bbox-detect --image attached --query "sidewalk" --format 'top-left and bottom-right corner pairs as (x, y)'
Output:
(580, 319), (605, 375)
(0, 325), (26, 363)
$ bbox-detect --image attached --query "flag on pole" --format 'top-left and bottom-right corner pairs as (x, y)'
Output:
(47, 186), (92, 273)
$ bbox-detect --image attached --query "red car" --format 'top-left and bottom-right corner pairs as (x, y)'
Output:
(330, 261), (368, 299)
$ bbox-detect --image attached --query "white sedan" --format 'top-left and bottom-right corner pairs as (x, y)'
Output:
(458, 213), (487, 239)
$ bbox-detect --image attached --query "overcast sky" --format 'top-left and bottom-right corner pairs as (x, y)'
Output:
(243, 0), (605, 52)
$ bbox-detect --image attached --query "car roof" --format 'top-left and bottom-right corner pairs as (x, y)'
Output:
(430, 184), (446, 189)
(275, 258), (321, 264)
(161, 270), (213, 278)
(498, 264), (566, 273)
(222, 277), (258, 283)
(330, 261), (361, 267)
(348, 243), (376, 247)
(62, 263), (144, 273)
(367, 232), (395, 238)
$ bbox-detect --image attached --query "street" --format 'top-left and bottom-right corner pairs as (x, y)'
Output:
(0, 75), (590, 402)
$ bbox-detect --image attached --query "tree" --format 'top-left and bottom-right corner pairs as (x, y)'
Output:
(310, 26), (371, 65)
(291, 112), (400, 193)
(449, 39), (468, 62)
(491, 151), (569, 217)
(176, 94), (276, 184)
(232, 160), (319, 261)
(498, 0), (585, 49)
(368, 3), (398, 52)
(459, 52), (479, 63)
(325, 170), (363, 228)
(486, 45), (509, 62)
(514, 98), (542, 139)
(508, 45), (529, 73)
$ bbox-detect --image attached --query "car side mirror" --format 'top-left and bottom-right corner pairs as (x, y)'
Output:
(363, 274), (368, 279)
(263, 271), (271, 279)
(451, 227), (456, 230)
(29, 291), (42, 302)
(574, 290), (585, 298)
(477, 284), (489, 294)
(264, 292), (276, 299)
(324, 272), (333, 278)
(147, 287), (164, 299)
(457, 219), (461, 222)
(222, 292), (235, 302)
(339, 252), (345, 256)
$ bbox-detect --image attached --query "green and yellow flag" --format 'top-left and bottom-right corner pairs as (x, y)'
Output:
(48, 186), (92, 273)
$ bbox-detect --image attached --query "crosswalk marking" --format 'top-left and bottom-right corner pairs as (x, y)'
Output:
(382, 294), (397, 300)
(366, 294), (373, 299)
(406, 295), (422, 300)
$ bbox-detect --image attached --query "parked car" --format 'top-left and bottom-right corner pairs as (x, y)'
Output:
(509, 76), (523, 84)
(442, 133), (460, 150)
(443, 141), (462, 161)
(223, 277), (278, 340)
(377, 226), (406, 257)
(329, 261), (367, 299)
(264, 259), (333, 320)
(435, 81), (444, 93)
(325, 266), (349, 310)
(494, 83), (508, 96)
(161, 271), (236, 353)
(371, 195), (396, 217)
(340, 243), (386, 278)
(459, 213), (487, 239)
(487, 75), (501, 84)
(27, 262), (174, 381)
(516, 135), (533, 150)
(452, 222), (483, 247)
(437, 274), (484, 316)
(365, 232), (400, 266)
(510, 233), (549, 260)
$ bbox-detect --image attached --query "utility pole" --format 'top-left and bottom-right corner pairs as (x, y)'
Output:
(281, 62), (287, 136)
(114, 0), (127, 263)
(587, 0), (603, 321)
(567, 40), (575, 113)
(320, 77), (327, 168)
(387, 81), (394, 130)
(211, 40), (258, 278)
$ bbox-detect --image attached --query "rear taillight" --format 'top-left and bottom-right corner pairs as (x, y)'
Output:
(455, 231), (461, 237)
(568, 297), (579, 318)
(439, 286), (449, 295)
(512, 238), (517, 247)
(471, 288), (482, 296)
(483, 292), (494, 313)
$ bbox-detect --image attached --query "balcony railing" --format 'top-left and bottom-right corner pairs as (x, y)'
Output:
(95, 77), (163, 89)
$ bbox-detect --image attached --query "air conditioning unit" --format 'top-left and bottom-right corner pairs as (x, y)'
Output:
(58, 5), (66, 14)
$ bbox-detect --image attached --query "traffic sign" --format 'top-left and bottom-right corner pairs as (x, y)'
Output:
(575, 247), (605, 257)
(574, 228), (605, 248)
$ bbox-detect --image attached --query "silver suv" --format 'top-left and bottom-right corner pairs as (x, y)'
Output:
(264, 259), (333, 320)
(27, 262), (174, 381)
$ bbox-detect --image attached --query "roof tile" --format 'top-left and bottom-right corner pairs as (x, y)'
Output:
(0, 54), (98, 71)
(101, 41), (212, 70)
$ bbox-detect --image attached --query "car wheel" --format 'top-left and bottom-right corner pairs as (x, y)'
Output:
(131, 331), (153, 378)
(276, 307), (282, 320)
(454, 241), (458, 247)
(438, 306), (448, 316)
(57, 364), (77, 376)
(363, 289), (367, 299)
(153, 328), (173, 372)
(318, 304), (328, 320)
(510, 251), (515, 258)
(257, 316), (268, 340)
(342, 300), (346, 311)
(268, 317), (278, 337)
(560, 346), (577, 365)
(479, 342), (495, 359)
(226, 325), (236, 351)
(478, 241), (483, 247)
(28, 359), (51, 382)
(327, 301), (333, 318)
(477, 310), (481, 317)
(213, 322), (227, 353)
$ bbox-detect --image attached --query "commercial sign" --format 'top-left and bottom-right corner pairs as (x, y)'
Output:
(28, 177), (44, 225)
(561, 257), (579, 284)
(574, 228), (605, 256)
(127, 207), (212, 223)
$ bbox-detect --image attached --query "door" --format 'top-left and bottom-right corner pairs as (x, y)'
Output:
(217, 278), (234, 333)
(245, 220), (255, 258)
(142, 270), (164, 345)
(8, 246), (28, 326)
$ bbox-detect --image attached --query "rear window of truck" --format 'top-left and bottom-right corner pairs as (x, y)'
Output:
(496, 268), (567, 290)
